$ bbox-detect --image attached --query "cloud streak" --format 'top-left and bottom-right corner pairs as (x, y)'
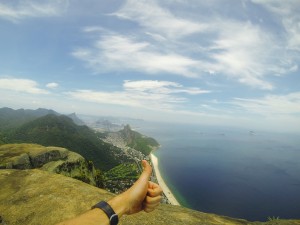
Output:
(113, 0), (207, 39)
(72, 0), (299, 90)
(67, 80), (210, 111)
(0, 0), (68, 22)
(209, 20), (280, 90)
(252, 0), (300, 51)
(46, 82), (59, 89)
(232, 92), (300, 116)
(0, 78), (49, 94)
(72, 35), (200, 77)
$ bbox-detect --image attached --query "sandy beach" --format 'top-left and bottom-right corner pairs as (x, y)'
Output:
(150, 153), (180, 206)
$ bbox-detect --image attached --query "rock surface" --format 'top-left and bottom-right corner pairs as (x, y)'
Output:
(0, 169), (299, 225)
(0, 144), (100, 186)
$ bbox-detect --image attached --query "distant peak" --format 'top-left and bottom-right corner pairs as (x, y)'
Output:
(124, 124), (131, 130)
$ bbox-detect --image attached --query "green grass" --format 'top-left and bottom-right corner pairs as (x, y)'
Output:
(103, 163), (139, 181)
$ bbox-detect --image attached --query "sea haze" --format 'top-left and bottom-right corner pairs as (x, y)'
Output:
(135, 122), (300, 222)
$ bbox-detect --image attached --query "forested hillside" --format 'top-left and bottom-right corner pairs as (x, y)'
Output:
(1, 114), (128, 170)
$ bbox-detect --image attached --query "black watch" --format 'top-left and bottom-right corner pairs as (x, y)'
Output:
(92, 201), (119, 225)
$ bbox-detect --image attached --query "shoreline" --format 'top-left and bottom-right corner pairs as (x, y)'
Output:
(150, 153), (180, 206)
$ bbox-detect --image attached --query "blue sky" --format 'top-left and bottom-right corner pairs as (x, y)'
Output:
(0, 0), (299, 132)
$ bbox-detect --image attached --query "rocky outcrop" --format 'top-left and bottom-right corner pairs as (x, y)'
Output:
(120, 124), (135, 144)
(0, 144), (101, 186)
(0, 169), (299, 225)
(108, 125), (159, 156)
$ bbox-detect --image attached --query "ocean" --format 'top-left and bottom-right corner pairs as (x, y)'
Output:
(135, 122), (300, 222)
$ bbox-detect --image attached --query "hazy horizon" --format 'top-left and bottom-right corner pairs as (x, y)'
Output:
(2, 105), (300, 137)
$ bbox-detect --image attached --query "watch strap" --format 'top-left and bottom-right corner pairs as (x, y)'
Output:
(92, 201), (119, 225)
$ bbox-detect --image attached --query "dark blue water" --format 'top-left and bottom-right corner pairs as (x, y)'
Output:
(135, 122), (300, 222)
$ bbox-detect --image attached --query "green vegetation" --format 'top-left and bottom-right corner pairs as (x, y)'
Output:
(0, 107), (158, 188)
(0, 134), (5, 145)
(128, 136), (158, 155)
(268, 216), (280, 221)
(0, 143), (102, 187)
(102, 163), (140, 193)
(94, 169), (104, 187)
(2, 114), (125, 170)
(103, 163), (139, 181)
(266, 216), (281, 224)
(0, 107), (57, 132)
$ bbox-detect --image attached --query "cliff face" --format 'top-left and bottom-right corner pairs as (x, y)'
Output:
(0, 144), (101, 186)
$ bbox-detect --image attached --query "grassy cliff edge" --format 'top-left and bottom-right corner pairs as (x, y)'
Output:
(3, 169), (299, 225)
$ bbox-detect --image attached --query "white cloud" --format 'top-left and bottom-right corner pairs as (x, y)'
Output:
(124, 80), (181, 92)
(0, 78), (49, 94)
(67, 80), (209, 111)
(46, 82), (59, 89)
(111, 0), (294, 90)
(123, 80), (210, 95)
(252, 0), (300, 51)
(232, 92), (300, 116)
(113, 0), (207, 39)
(83, 26), (107, 33)
(145, 32), (167, 42)
(72, 35), (199, 77)
(207, 19), (294, 90)
(66, 89), (185, 110)
(71, 1), (299, 90)
(0, 0), (68, 22)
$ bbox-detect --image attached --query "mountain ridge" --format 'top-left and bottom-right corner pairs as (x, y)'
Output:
(0, 107), (82, 131)
(3, 114), (126, 170)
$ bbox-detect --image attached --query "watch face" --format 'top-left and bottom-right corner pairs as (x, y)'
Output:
(110, 214), (118, 225)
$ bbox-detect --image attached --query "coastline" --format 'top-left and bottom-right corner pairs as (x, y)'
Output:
(150, 153), (180, 206)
